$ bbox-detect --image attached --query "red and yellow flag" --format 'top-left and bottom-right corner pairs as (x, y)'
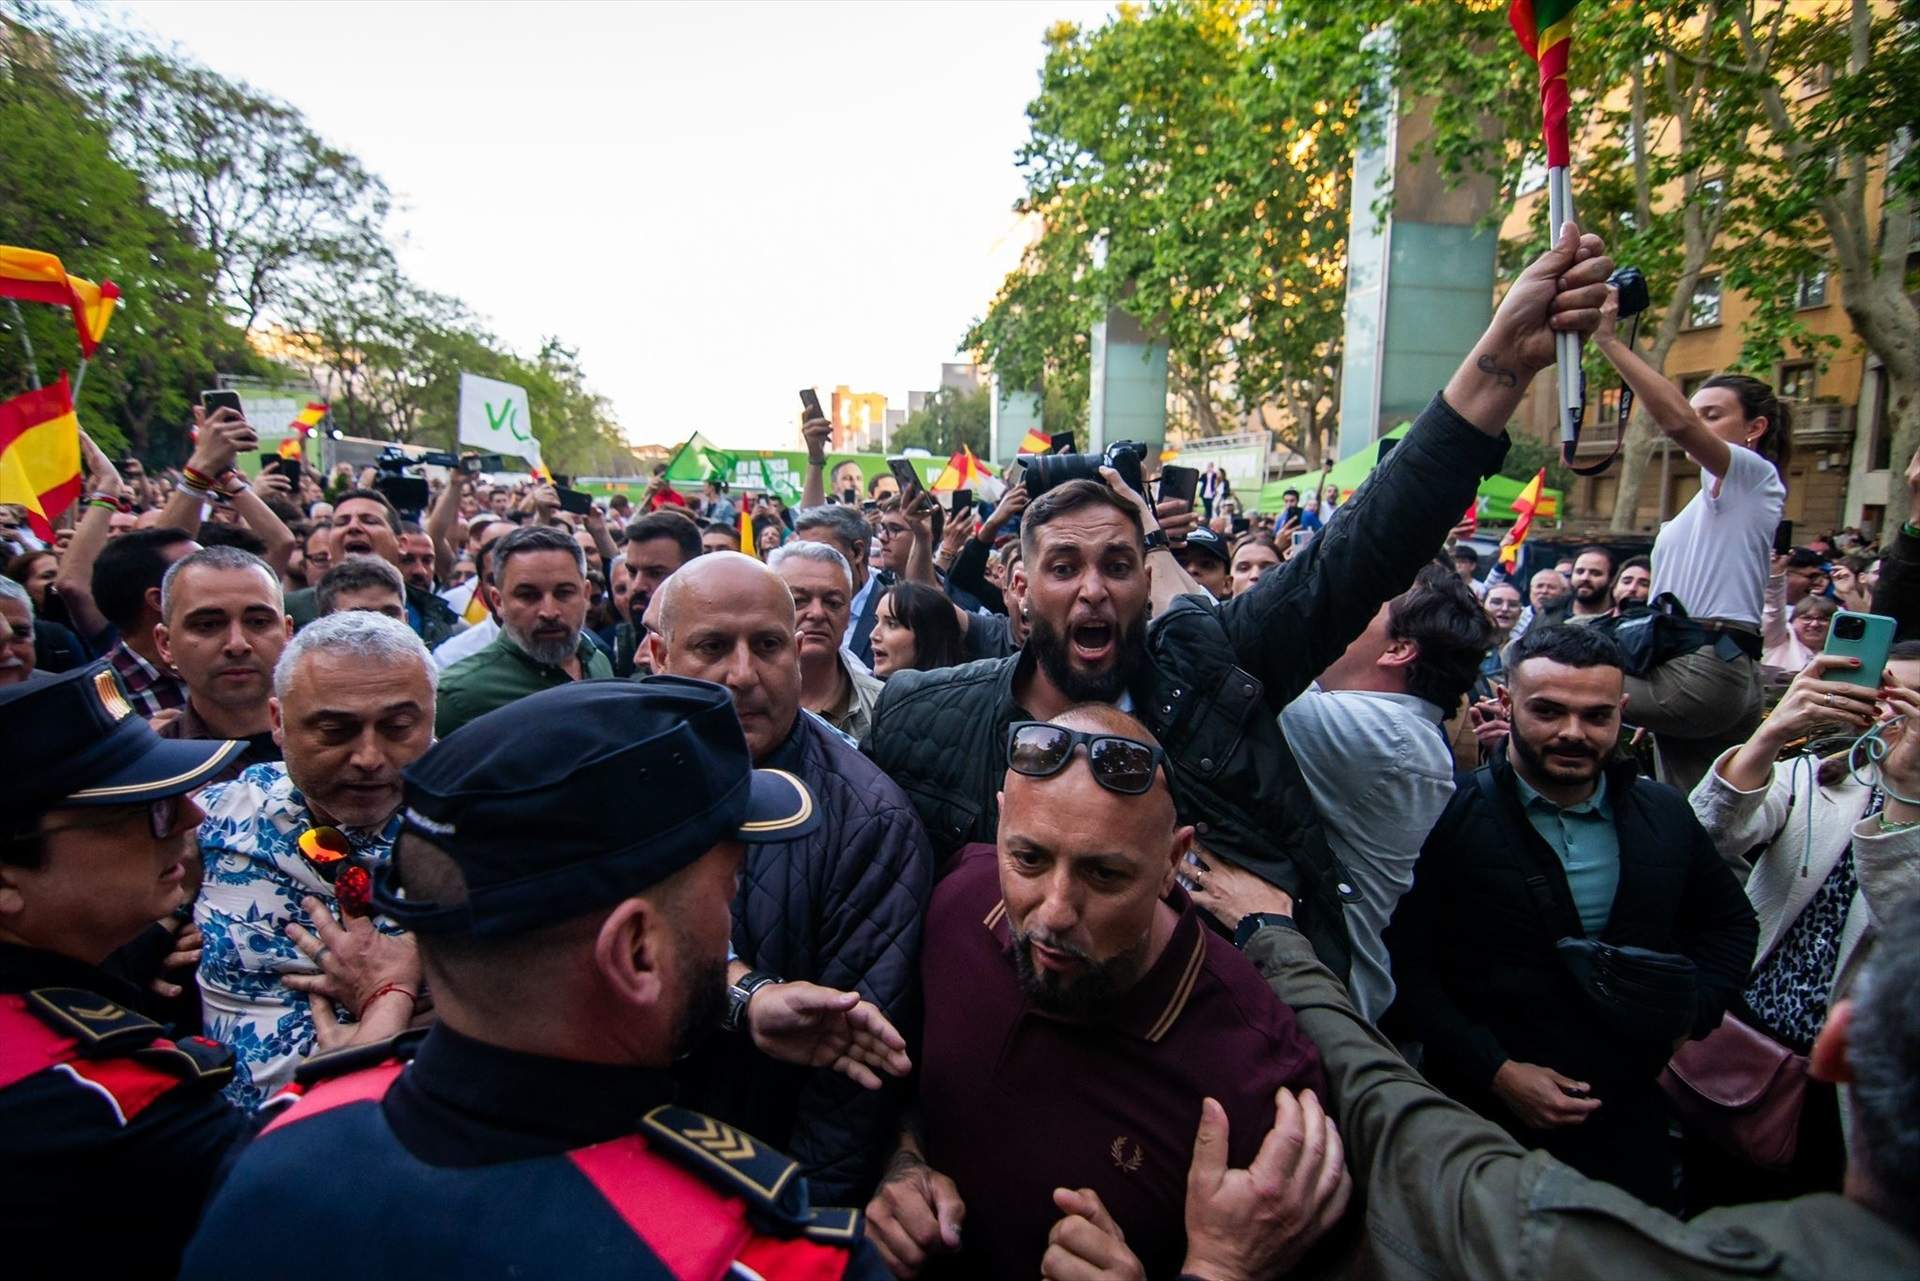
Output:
(739, 507), (757, 559)
(1017, 427), (1051, 455)
(0, 374), (83, 540)
(277, 436), (303, 460)
(291, 401), (328, 434)
(930, 445), (990, 493)
(1500, 468), (1547, 566)
(1509, 0), (1579, 168)
(0, 246), (120, 356)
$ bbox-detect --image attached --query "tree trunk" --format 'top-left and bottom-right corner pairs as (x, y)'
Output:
(1848, 274), (1920, 477)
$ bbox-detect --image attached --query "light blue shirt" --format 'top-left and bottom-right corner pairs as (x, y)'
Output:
(1514, 771), (1619, 936)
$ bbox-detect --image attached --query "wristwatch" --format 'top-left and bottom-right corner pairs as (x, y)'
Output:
(1143, 528), (1171, 555)
(1233, 911), (1296, 951)
(723, 969), (782, 1033)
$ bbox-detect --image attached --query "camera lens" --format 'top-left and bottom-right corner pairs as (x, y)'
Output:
(1834, 615), (1866, 641)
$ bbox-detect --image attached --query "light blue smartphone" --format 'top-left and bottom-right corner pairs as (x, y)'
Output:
(1823, 610), (1897, 688)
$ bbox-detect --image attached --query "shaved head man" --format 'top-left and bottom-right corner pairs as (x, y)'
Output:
(645, 553), (800, 760)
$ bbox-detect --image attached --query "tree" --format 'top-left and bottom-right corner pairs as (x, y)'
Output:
(893, 385), (991, 457)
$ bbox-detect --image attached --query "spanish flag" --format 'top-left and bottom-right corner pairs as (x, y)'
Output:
(1500, 468), (1547, 567)
(291, 401), (327, 433)
(1017, 427), (1051, 455)
(461, 584), (490, 625)
(0, 247), (120, 356)
(277, 436), (303, 460)
(739, 508), (756, 559)
(0, 374), (82, 540)
(930, 445), (989, 493)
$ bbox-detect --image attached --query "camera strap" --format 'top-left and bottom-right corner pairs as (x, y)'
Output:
(1563, 311), (1640, 477)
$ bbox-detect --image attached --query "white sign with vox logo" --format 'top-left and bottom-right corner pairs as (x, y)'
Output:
(457, 373), (540, 465)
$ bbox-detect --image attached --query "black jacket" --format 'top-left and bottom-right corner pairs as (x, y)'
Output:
(1384, 751), (1758, 1100)
(863, 393), (1508, 977)
(1872, 523), (1920, 641)
(677, 710), (933, 1205)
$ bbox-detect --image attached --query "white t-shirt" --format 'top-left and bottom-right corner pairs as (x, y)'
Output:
(1650, 445), (1785, 628)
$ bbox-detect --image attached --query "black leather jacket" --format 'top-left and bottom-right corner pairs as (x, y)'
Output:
(864, 393), (1509, 977)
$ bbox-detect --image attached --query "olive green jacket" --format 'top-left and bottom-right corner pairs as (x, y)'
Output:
(1244, 924), (1917, 1280)
(435, 631), (613, 737)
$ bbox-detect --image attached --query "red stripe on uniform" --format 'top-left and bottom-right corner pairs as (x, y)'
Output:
(569, 1135), (751, 1280)
(258, 1062), (405, 1135)
(734, 1235), (853, 1280)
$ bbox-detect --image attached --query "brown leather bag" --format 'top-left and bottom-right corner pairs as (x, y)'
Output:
(1659, 1011), (1809, 1170)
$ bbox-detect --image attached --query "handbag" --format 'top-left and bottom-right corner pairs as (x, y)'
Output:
(1554, 937), (1699, 1045)
(1591, 593), (1710, 677)
(1660, 1010), (1809, 1171)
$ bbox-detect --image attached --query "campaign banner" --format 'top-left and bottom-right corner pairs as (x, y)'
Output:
(458, 373), (539, 465)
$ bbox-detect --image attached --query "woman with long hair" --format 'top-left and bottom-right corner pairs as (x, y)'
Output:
(1594, 288), (1791, 795)
(869, 580), (965, 679)
(3, 550), (58, 611)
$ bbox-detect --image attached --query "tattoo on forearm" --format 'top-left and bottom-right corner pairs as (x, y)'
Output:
(1477, 354), (1519, 388)
(882, 1149), (929, 1184)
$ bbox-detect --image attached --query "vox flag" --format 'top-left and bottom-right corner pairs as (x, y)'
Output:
(458, 373), (539, 466)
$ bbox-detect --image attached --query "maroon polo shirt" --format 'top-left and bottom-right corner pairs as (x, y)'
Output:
(918, 845), (1328, 1280)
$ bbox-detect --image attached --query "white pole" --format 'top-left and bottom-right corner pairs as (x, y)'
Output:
(5, 300), (41, 390)
(1547, 165), (1581, 454)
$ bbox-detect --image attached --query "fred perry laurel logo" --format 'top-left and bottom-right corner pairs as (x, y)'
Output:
(1109, 1135), (1144, 1174)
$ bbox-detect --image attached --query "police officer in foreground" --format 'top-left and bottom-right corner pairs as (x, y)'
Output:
(184, 676), (903, 1280)
(0, 664), (252, 1277)
(1185, 862), (1920, 1280)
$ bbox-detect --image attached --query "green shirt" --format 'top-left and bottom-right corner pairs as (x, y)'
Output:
(1513, 771), (1619, 936)
(435, 630), (613, 736)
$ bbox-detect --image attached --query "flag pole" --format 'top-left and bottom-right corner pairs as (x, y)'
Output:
(1548, 165), (1581, 461)
(70, 357), (89, 399)
(5, 300), (41, 390)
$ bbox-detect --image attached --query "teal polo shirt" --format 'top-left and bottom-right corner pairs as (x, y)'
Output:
(1513, 771), (1619, 936)
(435, 630), (613, 736)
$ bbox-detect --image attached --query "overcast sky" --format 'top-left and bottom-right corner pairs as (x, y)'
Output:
(117, 0), (1111, 450)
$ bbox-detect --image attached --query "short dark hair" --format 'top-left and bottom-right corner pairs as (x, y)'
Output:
(317, 555), (406, 614)
(1282, 488), (1300, 501)
(1619, 554), (1651, 576)
(400, 520), (426, 537)
(491, 525), (586, 587)
(626, 511), (702, 565)
(1574, 544), (1615, 574)
(878, 581), (966, 672)
(1389, 564), (1496, 712)
(1451, 546), (1481, 568)
(1020, 479), (1143, 558)
(1508, 623), (1624, 674)
(91, 527), (196, 629)
(332, 488), (404, 536)
(196, 523), (268, 557)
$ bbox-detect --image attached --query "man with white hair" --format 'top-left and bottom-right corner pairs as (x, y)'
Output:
(195, 611), (435, 1106)
(769, 540), (883, 741)
(152, 546), (292, 782)
(0, 577), (43, 687)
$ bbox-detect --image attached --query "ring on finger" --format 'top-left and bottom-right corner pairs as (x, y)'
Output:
(315, 944), (332, 966)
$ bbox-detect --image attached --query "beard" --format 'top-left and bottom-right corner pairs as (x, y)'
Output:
(505, 619), (581, 667)
(669, 938), (731, 1061)
(1027, 610), (1149, 705)
(1011, 925), (1150, 1021)
(1573, 582), (1607, 607)
(1509, 723), (1603, 784)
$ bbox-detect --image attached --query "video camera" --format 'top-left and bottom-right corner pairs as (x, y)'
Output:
(1609, 266), (1650, 320)
(1023, 440), (1150, 502)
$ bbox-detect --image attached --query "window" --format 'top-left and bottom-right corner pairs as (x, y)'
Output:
(1699, 176), (1726, 212)
(1869, 366), (1893, 471)
(1778, 361), (1816, 402)
(1686, 275), (1722, 329)
(1795, 271), (1829, 308)
(1679, 372), (1712, 398)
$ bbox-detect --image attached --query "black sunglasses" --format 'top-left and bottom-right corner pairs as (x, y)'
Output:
(1006, 721), (1168, 796)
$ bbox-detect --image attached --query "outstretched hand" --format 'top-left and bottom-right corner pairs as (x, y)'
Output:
(1180, 1089), (1352, 1281)
(747, 980), (912, 1089)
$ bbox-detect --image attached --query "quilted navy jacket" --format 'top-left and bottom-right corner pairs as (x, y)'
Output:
(675, 709), (934, 1206)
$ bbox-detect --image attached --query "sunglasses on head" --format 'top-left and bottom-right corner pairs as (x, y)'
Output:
(1006, 721), (1167, 796)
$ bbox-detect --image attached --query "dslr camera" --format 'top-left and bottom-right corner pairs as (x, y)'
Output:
(1023, 440), (1149, 501)
(1608, 266), (1650, 320)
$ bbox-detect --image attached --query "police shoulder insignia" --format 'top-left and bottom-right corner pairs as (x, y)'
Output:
(799, 1205), (864, 1245)
(640, 1105), (807, 1223)
(133, 1034), (234, 1086)
(25, 987), (161, 1056)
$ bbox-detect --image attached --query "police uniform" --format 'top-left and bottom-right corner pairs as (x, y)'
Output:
(1242, 921), (1919, 1280)
(0, 664), (251, 1277)
(181, 676), (889, 1281)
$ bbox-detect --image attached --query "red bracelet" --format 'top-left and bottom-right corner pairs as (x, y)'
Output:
(360, 983), (417, 1018)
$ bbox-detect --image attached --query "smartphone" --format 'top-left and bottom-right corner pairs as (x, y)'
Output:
(556, 486), (593, 516)
(799, 388), (824, 420)
(256, 452), (302, 483)
(1158, 464), (1199, 508)
(842, 487), (859, 505)
(551, 473), (573, 489)
(950, 488), (972, 516)
(1773, 519), (1795, 557)
(887, 456), (923, 507)
(201, 389), (244, 417)
(1824, 610), (1897, 689)
(1049, 431), (1076, 455)
(373, 474), (429, 515)
(1290, 529), (1313, 551)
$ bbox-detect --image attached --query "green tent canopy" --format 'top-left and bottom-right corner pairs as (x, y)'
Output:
(1255, 422), (1560, 522)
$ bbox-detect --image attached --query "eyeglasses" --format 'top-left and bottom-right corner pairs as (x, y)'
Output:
(1006, 721), (1168, 796)
(30, 795), (182, 842)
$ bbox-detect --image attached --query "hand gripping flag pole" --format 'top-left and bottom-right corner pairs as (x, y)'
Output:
(1511, 0), (1584, 465)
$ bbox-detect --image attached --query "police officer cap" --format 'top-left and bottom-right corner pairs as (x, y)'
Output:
(0, 663), (245, 837)
(1180, 526), (1232, 568)
(376, 675), (817, 938)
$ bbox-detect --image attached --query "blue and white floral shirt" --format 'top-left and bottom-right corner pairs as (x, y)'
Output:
(194, 763), (399, 1109)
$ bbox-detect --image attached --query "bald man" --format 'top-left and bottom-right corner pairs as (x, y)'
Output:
(867, 706), (1338, 1281)
(645, 552), (934, 1205)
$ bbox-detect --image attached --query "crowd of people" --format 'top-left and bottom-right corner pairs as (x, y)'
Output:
(3, 222), (1918, 1281)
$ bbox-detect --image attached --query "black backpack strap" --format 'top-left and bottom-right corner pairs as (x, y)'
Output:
(1473, 769), (1565, 923)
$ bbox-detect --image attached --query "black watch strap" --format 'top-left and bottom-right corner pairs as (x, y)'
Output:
(723, 969), (781, 1032)
(1233, 912), (1296, 950)
(1143, 528), (1171, 554)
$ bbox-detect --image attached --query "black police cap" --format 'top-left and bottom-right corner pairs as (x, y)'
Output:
(375, 675), (816, 938)
(0, 663), (244, 835)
